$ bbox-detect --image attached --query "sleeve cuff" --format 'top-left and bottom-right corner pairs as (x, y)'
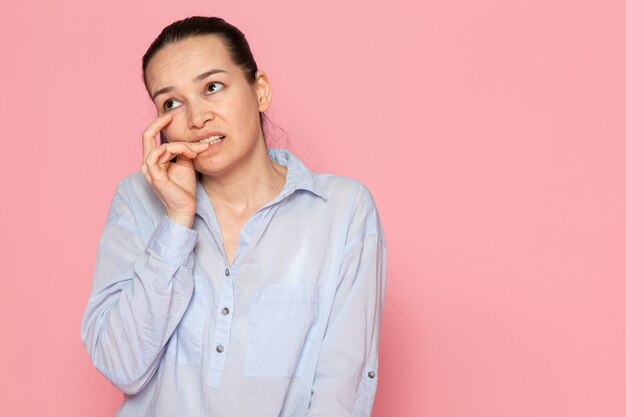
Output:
(146, 215), (199, 270)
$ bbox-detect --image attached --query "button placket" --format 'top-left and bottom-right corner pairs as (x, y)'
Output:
(221, 267), (232, 318)
(207, 265), (235, 388)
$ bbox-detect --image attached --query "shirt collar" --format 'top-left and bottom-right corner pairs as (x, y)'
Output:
(195, 148), (327, 222)
(268, 148), (327, 201)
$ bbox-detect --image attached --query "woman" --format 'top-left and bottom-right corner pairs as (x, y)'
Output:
(81, 16), (386, 417)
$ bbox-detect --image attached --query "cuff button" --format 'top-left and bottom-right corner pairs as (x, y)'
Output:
(367, 370), (376, 378)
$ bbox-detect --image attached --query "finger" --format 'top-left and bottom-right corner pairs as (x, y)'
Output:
(145, 145), (173, 184)
(141, 113), (173, 161)
(146, 144), (193, 170)
(155, 147), (181, 166)
(142, 165), (153, 185)
(152, 143), (209, 167)
(159, 142), (209, 161)
(146, 144), (169, 166)
(146, 159), (168, 186)
(141, 162), (153, 184)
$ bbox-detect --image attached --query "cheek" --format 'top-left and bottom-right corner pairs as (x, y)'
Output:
(230, 96), (261, 129)
(162, 114), (187, 141)
(228, 89), (258, 117)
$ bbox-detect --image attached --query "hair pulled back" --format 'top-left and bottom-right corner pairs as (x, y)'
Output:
(142, 16), (258, 86)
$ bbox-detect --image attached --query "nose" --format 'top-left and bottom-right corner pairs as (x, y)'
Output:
(186, 99), (213, 129)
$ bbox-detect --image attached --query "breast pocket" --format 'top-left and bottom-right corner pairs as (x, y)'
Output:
(175, 275), (208, 367)
(243, 283), (323, 378)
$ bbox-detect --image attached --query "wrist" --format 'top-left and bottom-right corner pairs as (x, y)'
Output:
(166, 211), (195, 229)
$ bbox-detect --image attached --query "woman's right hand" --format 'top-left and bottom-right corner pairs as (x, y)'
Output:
(141, 113), (210, 228)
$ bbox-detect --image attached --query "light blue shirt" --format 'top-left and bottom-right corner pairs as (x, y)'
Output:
(81, 148), (387, 417)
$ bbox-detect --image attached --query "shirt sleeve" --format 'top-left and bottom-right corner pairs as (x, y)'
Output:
(307, 186), (387, 417)
(80, 178), (199, 395)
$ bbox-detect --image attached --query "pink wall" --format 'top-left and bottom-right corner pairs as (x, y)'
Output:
(1, 0), (625, 416)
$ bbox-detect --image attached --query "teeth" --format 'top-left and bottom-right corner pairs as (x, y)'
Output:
(199, 135), (225, 145)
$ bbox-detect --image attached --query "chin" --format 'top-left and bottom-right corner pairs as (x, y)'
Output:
(194, 158), (231, 178)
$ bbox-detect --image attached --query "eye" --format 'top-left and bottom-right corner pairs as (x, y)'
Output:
(206, 82), (224, 95)
(163, 99), (182, 111)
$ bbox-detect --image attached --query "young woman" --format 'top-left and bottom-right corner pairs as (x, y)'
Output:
(81, 16), (386, 417)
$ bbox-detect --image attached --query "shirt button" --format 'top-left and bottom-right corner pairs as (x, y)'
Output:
(367, 370), (376, 379)
(221, 307), (230, 316)
(216, 344), (224, 353)
(225, 268), (230, 276)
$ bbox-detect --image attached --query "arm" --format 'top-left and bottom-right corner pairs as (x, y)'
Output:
(80, 178), (198, 394)
(307, 188), (387, 417)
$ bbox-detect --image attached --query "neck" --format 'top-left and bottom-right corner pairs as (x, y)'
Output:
(201, 141), (287, 216)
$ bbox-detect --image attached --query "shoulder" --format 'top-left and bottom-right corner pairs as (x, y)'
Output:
(102, 172), (166, 245)
(314, 173), (377, 211)
(314, 172), (373, 200)
(115, 171), (152, 195)
(313, 173), (384, 243)
(109, 172), (164, 220)
(113, 172), (158, 203)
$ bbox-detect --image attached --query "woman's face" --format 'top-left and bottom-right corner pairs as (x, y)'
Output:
(144, 34), (271, 177)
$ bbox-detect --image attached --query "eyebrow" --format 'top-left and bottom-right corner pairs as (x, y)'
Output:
(151, 69), (228, 100)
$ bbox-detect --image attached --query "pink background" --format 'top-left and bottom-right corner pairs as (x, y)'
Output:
(1, 0), (625, 416)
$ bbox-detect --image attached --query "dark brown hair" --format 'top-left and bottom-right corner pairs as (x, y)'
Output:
(142, 16), (273, 139)
(142, 16), (258, 85)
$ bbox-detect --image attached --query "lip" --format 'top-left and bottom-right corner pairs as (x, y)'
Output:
(192, 131), (226, 142)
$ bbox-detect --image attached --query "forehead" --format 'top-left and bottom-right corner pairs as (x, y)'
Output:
(145, 34), (236, 91)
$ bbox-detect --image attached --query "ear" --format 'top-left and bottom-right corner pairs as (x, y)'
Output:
(254, 70), (272, 112)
